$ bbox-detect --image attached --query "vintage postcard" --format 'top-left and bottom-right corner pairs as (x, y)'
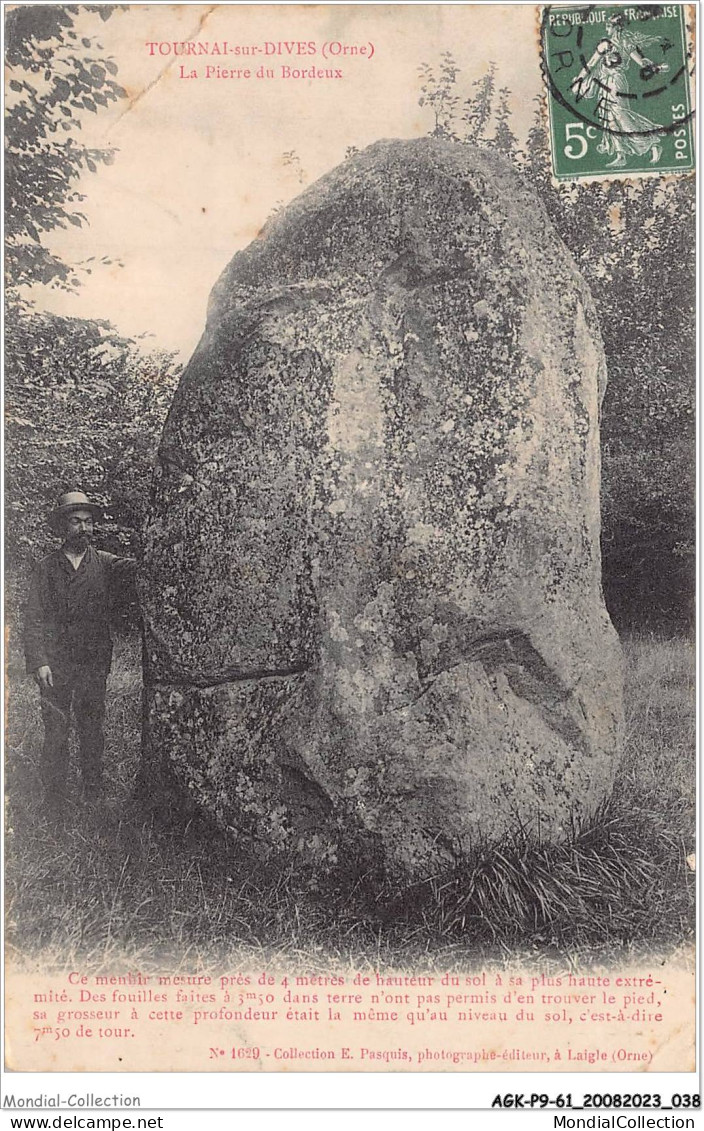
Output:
(4, 1), (696, 1093)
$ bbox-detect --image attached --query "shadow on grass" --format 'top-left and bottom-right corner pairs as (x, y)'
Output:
(5, 633), (695, 968)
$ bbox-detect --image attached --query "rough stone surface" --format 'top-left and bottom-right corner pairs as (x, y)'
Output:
(140, 137), (623, 880)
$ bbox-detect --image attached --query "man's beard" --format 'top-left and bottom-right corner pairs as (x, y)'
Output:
(64, 533), (91, 552)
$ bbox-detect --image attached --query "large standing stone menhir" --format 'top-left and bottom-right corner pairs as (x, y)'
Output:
(140, 138), (623, 880)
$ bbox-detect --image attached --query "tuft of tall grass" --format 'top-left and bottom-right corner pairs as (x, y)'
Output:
(4, 632), (695, 969)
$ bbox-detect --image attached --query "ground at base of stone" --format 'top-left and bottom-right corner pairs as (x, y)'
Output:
(2, 631), (693, 968)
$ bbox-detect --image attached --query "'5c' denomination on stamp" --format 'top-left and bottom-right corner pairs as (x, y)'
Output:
(541, 4), (695, 181)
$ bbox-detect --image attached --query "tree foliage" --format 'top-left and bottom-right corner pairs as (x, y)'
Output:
(5, 4), (126, 290)
(461, 61), (497, 145)
(417, 57), (695, 629)
(4, 7), (181, 608)
(5, 300), (181, 582)
(418, 52), (460, 139)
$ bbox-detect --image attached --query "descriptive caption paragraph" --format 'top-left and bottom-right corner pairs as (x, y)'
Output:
(146, 39), (376, 82)
(8, 965), (688, 1072)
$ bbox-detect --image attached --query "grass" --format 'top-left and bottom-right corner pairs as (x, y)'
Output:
(4, 632), (695, 971)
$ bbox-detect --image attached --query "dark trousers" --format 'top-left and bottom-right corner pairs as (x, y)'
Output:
(40, 662), (109, 800)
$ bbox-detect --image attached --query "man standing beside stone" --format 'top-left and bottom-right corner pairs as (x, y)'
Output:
(24, 491), (137, 817)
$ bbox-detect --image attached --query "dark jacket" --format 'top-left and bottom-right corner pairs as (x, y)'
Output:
(24, 546), (136, 673)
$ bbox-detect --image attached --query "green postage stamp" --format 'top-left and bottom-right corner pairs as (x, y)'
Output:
(541, 4), (695, 180)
